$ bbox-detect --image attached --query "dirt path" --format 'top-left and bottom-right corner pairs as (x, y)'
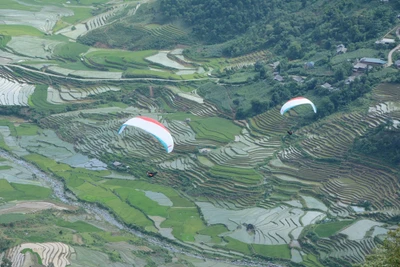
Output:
(387, 27), (400, 67)
(3, 64), (219, 83)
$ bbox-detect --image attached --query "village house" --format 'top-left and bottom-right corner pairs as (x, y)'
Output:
(291, 76), (304, 83)
(395, 60), (400, 68)
(304, 61), (315, 69)
(336, 44), (347, 54)
(274, 74), (284, 82)
(353, 62), (368, 72)
(375, 38), (395, 45)
(345, 76), (357, 85)
(269, 61), (280, 69)
(199, 148), (211, 154)
(359, 57), (387, 66)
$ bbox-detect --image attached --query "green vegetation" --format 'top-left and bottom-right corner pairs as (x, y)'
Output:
(53, 42), (90, 62)
(252, 244), (291, 259)
(314, 220), (355, 238)
(0, 214), (28, 224)
(29, 85), (67, 112)
(352, 123), (400, 164)
(55, 220), (102, 233)
(21, 248), (43, 265)
(86, 49), (157, 67)
(222, 237), (252, 255)
(0, 25), (43, 36)
(188, 117), (242, 143)
(15, 124), (41, 136)
(361, 228), (400, 267)
(0, 179), (52, 202)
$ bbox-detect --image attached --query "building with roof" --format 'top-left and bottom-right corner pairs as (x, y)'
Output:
(359, 57), (387, 66)
(274, 74), (284, 82)
(291, 76), (304, 83)
(336, 44), (347, 54)
(375, 38), (395, 45)
(304, 61), (315, 69)
(353, 62), (368, 72)
(395, 60), (400, 68)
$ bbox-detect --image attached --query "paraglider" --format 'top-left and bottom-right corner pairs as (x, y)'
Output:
(287, 130), (293, 135)
(280, 97), (317, 115)
(147, 171), (158, 177)
(118, 116), (174, 153)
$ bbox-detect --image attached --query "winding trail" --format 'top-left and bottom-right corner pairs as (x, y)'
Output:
(0, 149), (281, 267)
(386, 27), (400, 67)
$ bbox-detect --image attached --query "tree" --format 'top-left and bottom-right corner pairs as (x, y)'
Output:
(0, 258), (12, 267)
(360, 227), (400, 267)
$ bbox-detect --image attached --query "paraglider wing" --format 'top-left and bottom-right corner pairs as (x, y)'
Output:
(280, 97), (317, 115)
(118, 116), (174, 153)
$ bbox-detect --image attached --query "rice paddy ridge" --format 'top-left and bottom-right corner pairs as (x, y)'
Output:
(249, 107), (297, 136)
(47, 84), (120, 104)
(160, 89), (221, 117)
(207, 132), (280, 168)
(142, 24), (189, 41)
(373, 83), (400, 101)
(316, 235), (376, 264)
(83, 4), (128, 32)
(0, 76), (34, 106)
(224, 50), (270, 71)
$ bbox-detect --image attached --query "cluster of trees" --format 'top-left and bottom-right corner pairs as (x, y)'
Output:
(160, 0), (273, 43)
(352, 122), (400, 165)
(222, 1), (397, 57)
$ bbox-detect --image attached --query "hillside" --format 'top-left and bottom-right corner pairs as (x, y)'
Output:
(0, 0), (400, 267)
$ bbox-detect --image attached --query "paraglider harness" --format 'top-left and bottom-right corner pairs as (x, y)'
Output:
(147, 171), (158, 177)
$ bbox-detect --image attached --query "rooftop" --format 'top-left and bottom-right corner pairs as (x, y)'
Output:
(360, 57), (387, 64)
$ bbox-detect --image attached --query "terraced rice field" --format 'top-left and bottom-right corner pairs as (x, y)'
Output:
(0, 77), (35, 106)
(6, 242), (72, 267)
(197, 202), (324, 245)
(47, 84), (120, 104)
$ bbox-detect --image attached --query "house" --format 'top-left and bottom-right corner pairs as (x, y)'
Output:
(321, 82), (338, 92)
(359, 57), (387, 66)
(375, 38), (395, 45)
(274, 74), (284, 82)
(336, 44), (347, 54)
(113, 161), (122, 167)
(292, 76), (304, 83)
(345, 76), (357, 84)
(304, 61), (315, 69)
(395, 60), (400, 68)
(353, 62), (368, 72)
(199, 148), (211, 154)
(321, 83), (333, 90)
(269, 61), (280, 69)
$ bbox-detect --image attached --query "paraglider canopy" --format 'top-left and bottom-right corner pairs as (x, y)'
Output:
(280, 97), (317, 115)
(118, 116), (174, 153)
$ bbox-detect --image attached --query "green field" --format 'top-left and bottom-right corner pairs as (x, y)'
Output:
(223, 237), (252, 255)
(29, 85), (67, 112)
(186, 116), (242, 143)
(160, 207), (205, 241)
(15, 124), (41, 136)
(198, 224), (228, 236)
(252, 244), (291, 259)
(314, 220), (355, 238)
(0, 179), (52, 201)
(0, 213), (28, 224)
(56, 220), (102, 232)
(53, 42), (90, 61)
(86, 49), (157, 67)
(0, 25), (44, 36)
